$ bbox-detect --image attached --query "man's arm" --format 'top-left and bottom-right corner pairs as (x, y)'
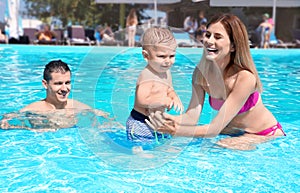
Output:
(72, 99), (109, 117)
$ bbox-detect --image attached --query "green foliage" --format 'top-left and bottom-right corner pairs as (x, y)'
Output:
(23, 0), (143, 29)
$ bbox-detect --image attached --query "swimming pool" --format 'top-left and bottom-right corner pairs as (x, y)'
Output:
(0, 45), (299, 192)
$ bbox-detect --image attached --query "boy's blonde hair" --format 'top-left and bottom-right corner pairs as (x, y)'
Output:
(141, 27), (177, 50)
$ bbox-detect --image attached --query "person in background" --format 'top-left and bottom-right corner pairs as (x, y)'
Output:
(195, 10), (208, 42)
(102, 23), (114, 37)
(195, 22), (207, 43)
(126, 27), (183, 142)
(183, 15), (198, 39)
(36, 24), (56, 42)
(197, 10), (207, 28)
(147, 13), (285, 150)
(94, 26), (103, 46)
(257, 13), (273, 48)
(126, 8), (138, 47)
(102, 24), (116, 44)
(0, 29), (8, 44)
(94, 24), (116, 45)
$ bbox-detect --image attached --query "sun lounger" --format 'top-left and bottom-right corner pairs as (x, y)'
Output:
(171, 28), (202, 47)
(53, 29), (64, 45)
(269, 31), (296, 48)
(67, 25), (91, 46)
(23, 28), (39, 44)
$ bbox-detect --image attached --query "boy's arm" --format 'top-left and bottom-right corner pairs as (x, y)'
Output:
(135, 81), (171, 109)
(167, 87), (177, 99)
(135, 69), (172, 109)
(166, 70), (184, 113)
(167, 88), (184, 113)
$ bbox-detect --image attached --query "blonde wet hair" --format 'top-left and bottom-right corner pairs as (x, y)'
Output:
(141, 27), (177, 50)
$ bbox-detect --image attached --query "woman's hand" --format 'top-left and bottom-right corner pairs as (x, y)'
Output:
(145, 111), (178, 135)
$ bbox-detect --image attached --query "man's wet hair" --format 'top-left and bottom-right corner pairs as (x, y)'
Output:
(43, 60), (71, 82)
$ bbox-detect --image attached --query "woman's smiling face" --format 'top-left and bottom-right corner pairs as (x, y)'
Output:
(203, 21), (234, 66)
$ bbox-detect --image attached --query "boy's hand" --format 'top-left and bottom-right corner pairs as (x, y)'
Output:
(166, 89), (184, 114)
(172, 97), (184, 114)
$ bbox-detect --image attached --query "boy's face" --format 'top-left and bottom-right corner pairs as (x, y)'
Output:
(143, 45), (176, 73)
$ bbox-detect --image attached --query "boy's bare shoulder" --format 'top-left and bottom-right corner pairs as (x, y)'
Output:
(137, 68), (156, 83)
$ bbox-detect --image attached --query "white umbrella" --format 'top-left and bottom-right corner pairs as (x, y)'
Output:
(5, 0), (22, 39)
(95, 0), (181, 25)
(0, 0), (5, 23)
(209, 0), (300, 29)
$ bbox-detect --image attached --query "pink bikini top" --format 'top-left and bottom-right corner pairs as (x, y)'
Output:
(209, 91), (260, 114)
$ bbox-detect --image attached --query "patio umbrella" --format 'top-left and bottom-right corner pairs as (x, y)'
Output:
(0, 0), (5, 23)
(209, 0), (300, 29)
(5, 0), (22, 39)
(95, 0), (181, 25)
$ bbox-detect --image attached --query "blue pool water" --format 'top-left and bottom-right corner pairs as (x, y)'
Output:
(0, 45), (299, 192)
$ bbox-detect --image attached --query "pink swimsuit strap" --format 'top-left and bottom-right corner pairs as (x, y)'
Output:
(255, 122), (286, 136)
(209, 91), (260, 114)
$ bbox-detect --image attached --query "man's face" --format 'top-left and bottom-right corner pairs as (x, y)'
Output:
(43, 71), (71, 103)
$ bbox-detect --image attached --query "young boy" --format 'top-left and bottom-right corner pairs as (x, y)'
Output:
(126, 27), (183, 142)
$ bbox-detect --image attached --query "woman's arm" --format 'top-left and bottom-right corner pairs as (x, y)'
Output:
(175, 67), (205, 125)
(179, 81), (205, 125)
(178, 70), (257, 137)
(152, 70), (257, 138)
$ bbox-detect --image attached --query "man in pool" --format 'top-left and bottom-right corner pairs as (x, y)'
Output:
(0, 60), (108, 131)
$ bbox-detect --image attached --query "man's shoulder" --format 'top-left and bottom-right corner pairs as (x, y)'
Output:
(68, 99), (91, 110)
(20, 100), (47, 112)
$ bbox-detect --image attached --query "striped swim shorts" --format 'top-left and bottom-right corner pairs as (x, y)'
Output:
(126, 109), (168, 142)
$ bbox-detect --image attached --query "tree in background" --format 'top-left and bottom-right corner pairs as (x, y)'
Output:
(23, 0), (146, 29)
(24, 0), (101, 27)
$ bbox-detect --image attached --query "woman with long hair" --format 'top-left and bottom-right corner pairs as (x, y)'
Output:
(126, 8), (138, 47)
(147, 13), (286, 150)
